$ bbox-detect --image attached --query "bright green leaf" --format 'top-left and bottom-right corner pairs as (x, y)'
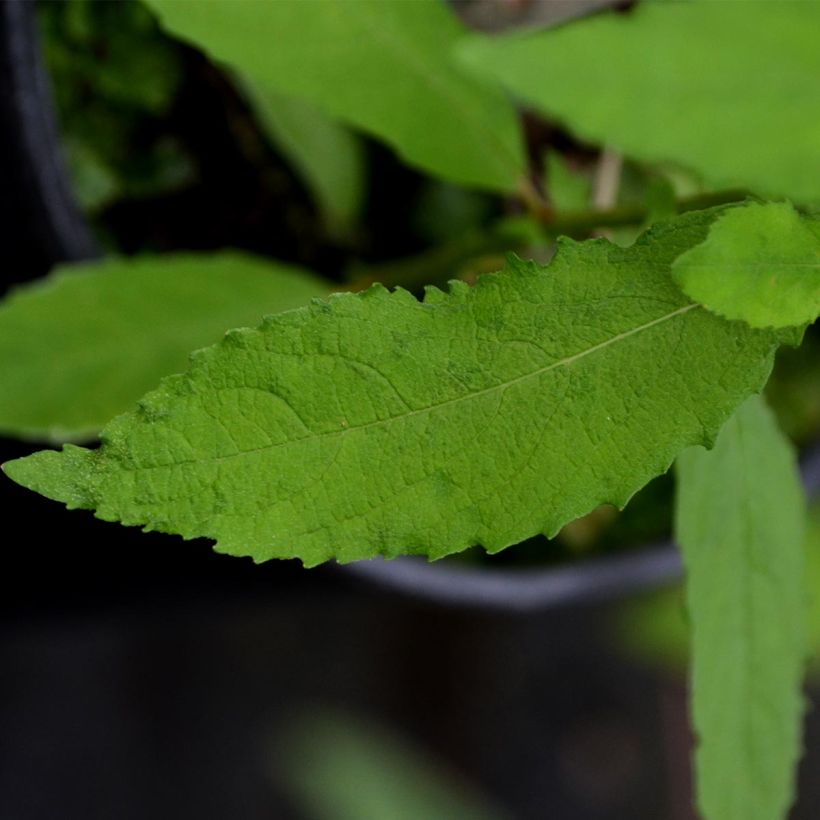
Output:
(247, 84), (365, 237)
(0, 252), (328, 442)
(672, 201), (820, 329)
(458, 3), (820, 201)
(676, 395), (807, 820)
(4, 209), (796, 565)
(145, 0), (525, 192)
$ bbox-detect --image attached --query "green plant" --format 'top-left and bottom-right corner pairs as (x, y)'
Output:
(3, 1), (820, 817)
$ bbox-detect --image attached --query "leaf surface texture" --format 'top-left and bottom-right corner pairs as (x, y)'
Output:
(4, 210), (794, 565)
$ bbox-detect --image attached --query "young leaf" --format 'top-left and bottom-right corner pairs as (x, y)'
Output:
(458, 3), (820, 201)
(676, 395), (807, 820)
(145, 0), (525, 193)
(0, 252), (328, 441)
(672, 202), (820, 329)
(3, 209), (796, 565)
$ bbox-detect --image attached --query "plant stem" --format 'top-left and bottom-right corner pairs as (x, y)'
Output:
(540, 188), (751, 237)
(591, 147), (624, 211)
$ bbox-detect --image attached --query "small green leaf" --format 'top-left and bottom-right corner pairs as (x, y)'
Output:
(145, 0), (525, 192)
(0, 252), (328, 441)
(4, 209), (796, 565)
(676, 395), (808, 820)
(672, 201), (820, 329)
(247, 84), (365, 237)
(458, 3), (820, 201)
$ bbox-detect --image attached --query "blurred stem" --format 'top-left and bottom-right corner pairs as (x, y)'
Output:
(517, 175), (551, 221)
(539, 188), (752, 236)
(590, 147), (624, 239)
(591, 147), (624, 211)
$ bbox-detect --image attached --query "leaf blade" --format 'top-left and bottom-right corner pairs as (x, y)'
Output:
(676, 395), (808, 820)
(4, 210), (795, 565)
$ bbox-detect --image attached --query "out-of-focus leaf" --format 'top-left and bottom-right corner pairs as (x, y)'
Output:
(145, 0), (525, 192)
(0, 252), (329, 441)
(279, 712), (510, 820)
(247, 85), (365, 237)
(459, 3), (820, 201)
(676, 395), (807, 820)
(544, 151), (590, 213)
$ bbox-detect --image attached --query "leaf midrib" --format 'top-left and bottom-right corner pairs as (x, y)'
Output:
(116, 302), (699, 473)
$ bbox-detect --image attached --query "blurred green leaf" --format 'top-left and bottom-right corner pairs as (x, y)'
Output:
(807, 505), (820, 674)
(676, 395), (807, 820)
(145, 0), (525, 192)
(619, 499), (820, 677)
(459, 3), (820, 202)
(278, 712), (510, 820)
(247, 85), (365, 238)
(544, 151), (590, 213)
(0, 253), (329, 441)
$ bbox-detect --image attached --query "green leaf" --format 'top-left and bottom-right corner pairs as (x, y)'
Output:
(4, 209), (796, 565)
(544, 150), (590, 213)
(0, 252), (328, 442)
(807, 505), (820, 676)
(458, 3), (820, 201)
(676, 395), (807, 820)
(672, 201), (820, 329)
(145, 0), (525, 193)
(279, 712), (510, 820)
(247, 84), (365, 237)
